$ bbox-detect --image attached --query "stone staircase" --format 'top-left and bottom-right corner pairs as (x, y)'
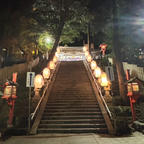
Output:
(37, 61), (108, 134)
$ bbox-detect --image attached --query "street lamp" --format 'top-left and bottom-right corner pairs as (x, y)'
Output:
(45, 37), (51, 44)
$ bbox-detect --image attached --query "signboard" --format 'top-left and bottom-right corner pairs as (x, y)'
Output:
(26, 72), (35, 87)
(105, 66), (115, 81)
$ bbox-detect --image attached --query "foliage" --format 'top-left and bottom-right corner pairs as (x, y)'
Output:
(32, 0), (90, 45)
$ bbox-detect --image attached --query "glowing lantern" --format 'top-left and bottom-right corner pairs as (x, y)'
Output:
(53, 56), (58, 63)
(94, 67), (101, 78)
(100, 72), (109, 87)
(90, 60), (97, 70)
(83, 46), (88, 52)
(57, 47), (60, 53)
(34, 74), (44, 89)
(49, 61), (55, 70)
(2, 85), (17, 100)
(42, 68), (50, 79)
(55, 52), (58, 57)
(32, 50), (35, 55)
(86, 54), (92, 63)
(85, 51), (89, 57)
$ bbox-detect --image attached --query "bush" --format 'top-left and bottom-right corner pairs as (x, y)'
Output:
(114, 117), (131, 136)
(112, 96), (129, 106)
(111, 106), (131, 117)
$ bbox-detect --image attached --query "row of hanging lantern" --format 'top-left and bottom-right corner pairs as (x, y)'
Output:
(83, 46), (109, 87)
(34, 47), (60, 91)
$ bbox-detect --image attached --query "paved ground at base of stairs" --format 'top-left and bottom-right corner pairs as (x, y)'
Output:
(1, 132), (144, 144)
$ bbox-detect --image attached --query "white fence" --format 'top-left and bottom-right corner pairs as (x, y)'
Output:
(123, 62), (144, 81)
(0, 57), (39, 83)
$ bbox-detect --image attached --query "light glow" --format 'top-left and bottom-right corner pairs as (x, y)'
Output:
(86, 54), (92, 63)
(94, 67), (101, 78)
(100, 72), (108, 87)
(90, 60), (97, 70)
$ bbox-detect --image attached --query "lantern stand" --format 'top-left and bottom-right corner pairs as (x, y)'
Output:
(2, 80), (17, 127)
(103, 82), (111, 96)
(34, 74), (44, 97)
(127, 80), (140, 122)
(126, 70), (141, 121)
(42, 67), (51, 85)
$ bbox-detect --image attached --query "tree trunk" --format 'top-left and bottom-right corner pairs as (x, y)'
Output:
(48, 0), (65, 61)
(87, 23), (91, 51)
(112, 0), (127, 102)
(48, 20), (65, 61)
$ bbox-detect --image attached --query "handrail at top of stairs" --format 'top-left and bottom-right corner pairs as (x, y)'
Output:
(84, 60), (112, 119)
(31, 63), (58, 120)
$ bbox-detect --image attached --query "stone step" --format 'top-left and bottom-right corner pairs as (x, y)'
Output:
(48, 97), (96, 100)
(46, 103), (98, 106)
(37, 61), (108, 134)
(47, 100), (97, 103)
(37, 128), (108, 134)
(48, 96), (96, 99)
(40, 119), (105, 124)
(43, 112), (102, 117)
(45, 107), (100, 113)
(39, 123), (107, 129)
(42, 115), (103, 120)
(45, 106), (99, 109)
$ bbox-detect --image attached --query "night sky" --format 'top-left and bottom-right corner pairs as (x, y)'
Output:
(0, 0), (101, 12)
(0, 0), (34, 12)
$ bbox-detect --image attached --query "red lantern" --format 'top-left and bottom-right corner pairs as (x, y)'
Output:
(100, 43), (107, 56)
(2, 85), (16, 99)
